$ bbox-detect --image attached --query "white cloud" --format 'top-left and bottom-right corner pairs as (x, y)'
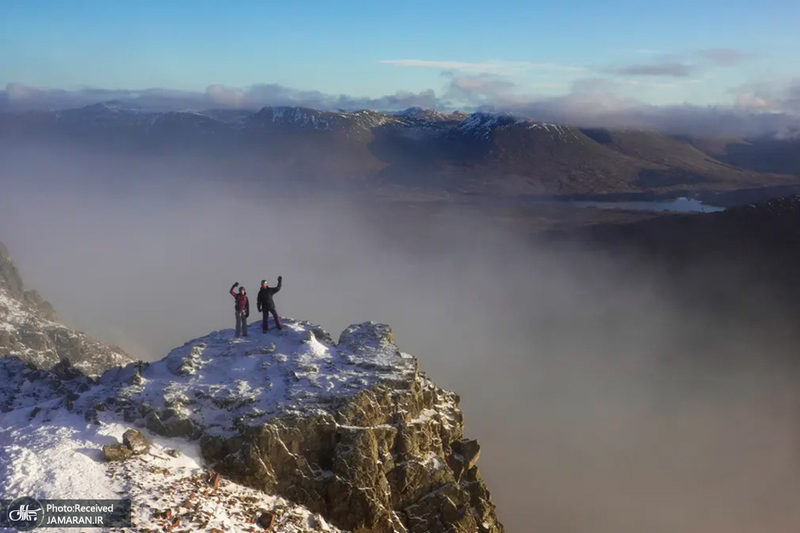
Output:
(618, 79), (679, 88)
(205, 84), (247, 107)
(734, 79), (800, 114)
(380, 59), (586, 75)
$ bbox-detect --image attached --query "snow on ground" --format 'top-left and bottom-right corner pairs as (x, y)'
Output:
(0, 409), (122, 501)
(0, 289), (130, 375)
(0, 406), (342, 533)
(92, 318), (418, 437)
(0, 318), (419, 532)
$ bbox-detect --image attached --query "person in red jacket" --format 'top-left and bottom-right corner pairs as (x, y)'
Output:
(230, 282), (250, 337)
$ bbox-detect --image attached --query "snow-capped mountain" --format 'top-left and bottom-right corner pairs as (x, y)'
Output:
(0, 102), (588, 146)
(0, 243), (131, 376)
(394, 107), (469, 123)
(1, 317), (505, 532)
(2, 102), (796, 197)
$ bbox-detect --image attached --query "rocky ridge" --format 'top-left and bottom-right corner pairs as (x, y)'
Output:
(0, 243), (131, 376)
(2, 313), (505, 532)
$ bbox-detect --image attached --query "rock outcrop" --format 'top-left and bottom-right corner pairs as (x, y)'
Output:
(0, 356), (95, 413)
(85, 319), (505, 532)
(0, 242), (131, 375)
(0, 246), (503, 532)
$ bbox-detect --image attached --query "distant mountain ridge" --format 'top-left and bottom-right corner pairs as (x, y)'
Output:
(2, 103), (799, 197)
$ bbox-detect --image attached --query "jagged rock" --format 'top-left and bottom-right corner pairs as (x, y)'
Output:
(64, 319), (503, 532)
(23, 290), (58, 321)
(0, 242), (132, 375)
(0, 356), (98, 414)
(103, 442), (133, 461)
(453, 438), (481, 470)
(0, 243), (24, 298)
(123, 429), (151, 455)
(144, 411), (168, 434)
(50, 357), (85, 381)
(405, 482), (477, 533)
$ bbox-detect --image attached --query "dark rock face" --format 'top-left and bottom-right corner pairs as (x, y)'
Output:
(0, 242), (131, 375)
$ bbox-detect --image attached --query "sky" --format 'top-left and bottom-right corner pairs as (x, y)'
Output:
(1, 0), (799, 112)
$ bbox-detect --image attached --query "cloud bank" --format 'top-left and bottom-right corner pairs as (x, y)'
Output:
(2, 74), (799, 139)
(602, 48), (757, 79)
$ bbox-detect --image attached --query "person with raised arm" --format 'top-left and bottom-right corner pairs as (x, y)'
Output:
(257, 276), (283, 333)
(229, 282), (250, 337)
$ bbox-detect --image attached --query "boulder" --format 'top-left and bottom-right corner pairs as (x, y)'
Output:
(103, 443), (133, 462)
(122, 429), (150, 455)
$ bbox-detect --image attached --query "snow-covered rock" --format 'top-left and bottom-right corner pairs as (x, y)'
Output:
(453, 111), (582, 145)
(0, 407), (344, 532)
(1, 317), (505, 533)
(0, 243), (131, 376)
(395, 107), (469, 123)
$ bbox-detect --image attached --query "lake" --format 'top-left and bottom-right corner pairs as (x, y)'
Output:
(565, 197), (725, 213)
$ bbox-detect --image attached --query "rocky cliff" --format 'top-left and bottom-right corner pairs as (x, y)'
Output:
(65, 319), (505, 532)
(0, 242), (504, 531)
(0, 242), (131, 375)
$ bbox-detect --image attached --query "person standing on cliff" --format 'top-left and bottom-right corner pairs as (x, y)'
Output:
(257, 276), (283, 333)
(230, 282), (250, 337)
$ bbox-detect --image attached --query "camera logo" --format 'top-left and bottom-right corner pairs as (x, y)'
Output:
(6, 497), (44, 530)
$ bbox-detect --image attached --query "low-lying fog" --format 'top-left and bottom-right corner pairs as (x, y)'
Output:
(3, 148), (800, 532)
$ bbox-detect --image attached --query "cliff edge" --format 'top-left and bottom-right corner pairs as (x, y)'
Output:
(2, 317), (504, 532)
(88, 319), (505, 532)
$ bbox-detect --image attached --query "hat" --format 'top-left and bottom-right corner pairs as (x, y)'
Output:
(261, 279), (267, 284)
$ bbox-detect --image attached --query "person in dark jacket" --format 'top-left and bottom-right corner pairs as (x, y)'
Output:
(257, 276), (283, 333)
(230, 282), (250, 337)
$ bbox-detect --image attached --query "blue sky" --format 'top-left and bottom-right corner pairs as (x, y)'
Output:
(1, 0), (798, 110)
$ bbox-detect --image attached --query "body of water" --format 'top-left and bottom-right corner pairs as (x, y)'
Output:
(567, 197), (725, 213)
(474, 196), (726, 213)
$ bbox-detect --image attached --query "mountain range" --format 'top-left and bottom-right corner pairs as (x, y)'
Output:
(3, 103), (800, 200)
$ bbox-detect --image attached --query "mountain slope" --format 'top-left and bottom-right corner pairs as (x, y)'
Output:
(551, 194), (800, 318)
(0, 243), (131, 376)
(1, 104), (796, 197)
(690, 136), (800, 176)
